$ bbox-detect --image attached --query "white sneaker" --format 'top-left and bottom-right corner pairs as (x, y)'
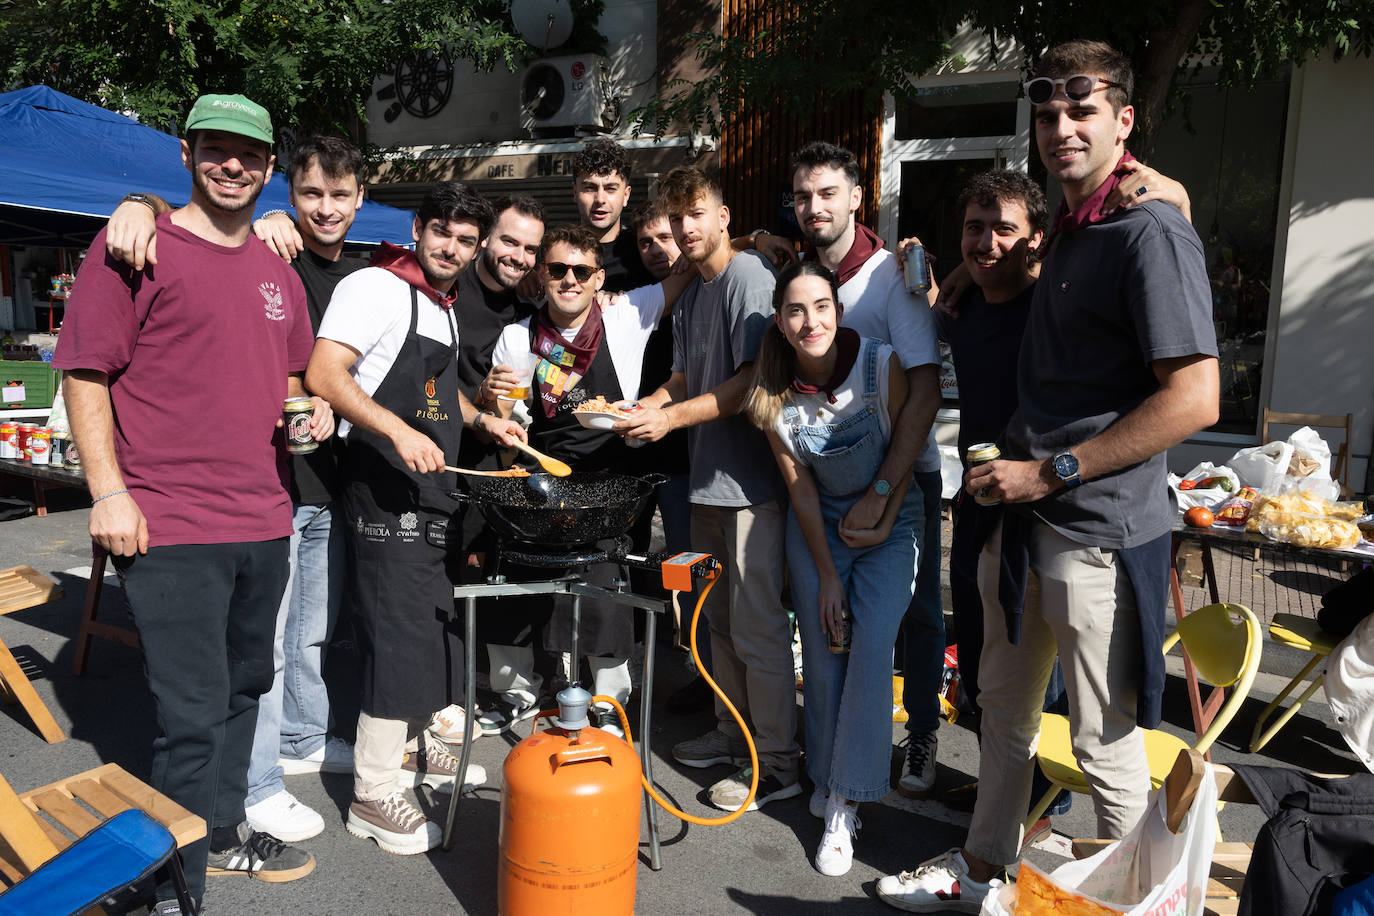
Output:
(814, 795), (860, 877)
(809, 785), (829, 819)
(876, 848), (1001, 913)
(279, 736), (354, 776)
(346, 792), (441, 855)
(427, 704), (482, 745)
(897, 730), (938, 799)
(245, 789), (324, 843)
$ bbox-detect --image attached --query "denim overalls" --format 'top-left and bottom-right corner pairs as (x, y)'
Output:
(783, 338), (920, 801)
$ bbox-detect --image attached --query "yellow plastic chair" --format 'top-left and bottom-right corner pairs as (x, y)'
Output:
(1247, 613), (1340, 753)
(1025, 603), (1261, 829)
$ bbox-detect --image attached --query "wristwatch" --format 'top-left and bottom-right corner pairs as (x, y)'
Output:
(871, 479), (892, 497)
(121, 193), (159, 213)
(1051, 450), (1081, 489)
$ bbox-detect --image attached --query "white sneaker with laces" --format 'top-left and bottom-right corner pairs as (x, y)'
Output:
(244, 789), (324, 842)
(876, 847), (1001, 913)
(427, 703), (481, 745)
(814, 795), (860, 876)
(397, 741), (488, 793)
(278, 735), (354, 776)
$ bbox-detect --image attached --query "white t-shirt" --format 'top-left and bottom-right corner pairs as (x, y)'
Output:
(491, 283), (666, 404)
(316, 266), (460, 438)
(772, 340), (896, 465)
(834, 248), (941, 473)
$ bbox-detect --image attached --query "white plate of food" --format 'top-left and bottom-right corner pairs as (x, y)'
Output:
(572, 396), (636, 431)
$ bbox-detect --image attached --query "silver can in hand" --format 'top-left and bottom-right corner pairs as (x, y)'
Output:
(967, 442), (1001, 506)
(903, 243), (931, 295)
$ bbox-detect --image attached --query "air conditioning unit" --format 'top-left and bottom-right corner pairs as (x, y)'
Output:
(520, 55), (612, 134)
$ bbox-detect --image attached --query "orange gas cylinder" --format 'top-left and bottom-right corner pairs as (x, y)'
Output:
(498, 722), (642, 915)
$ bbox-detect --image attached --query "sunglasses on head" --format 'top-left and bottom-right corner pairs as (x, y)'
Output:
(1024, 74), (1120, 105)
(545, 262), (599, 282)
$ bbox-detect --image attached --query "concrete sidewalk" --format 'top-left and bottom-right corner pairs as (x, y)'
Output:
(0, 494), (1365, 914)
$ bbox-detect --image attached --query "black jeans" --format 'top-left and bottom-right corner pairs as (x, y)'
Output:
(115, 539), (289, 905)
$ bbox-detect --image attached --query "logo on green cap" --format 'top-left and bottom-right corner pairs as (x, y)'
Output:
(186, 94), (274, 145)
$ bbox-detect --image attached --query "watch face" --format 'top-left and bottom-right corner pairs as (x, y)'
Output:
(1053, 452), (1078, 478)
(873, 479), (892, 496)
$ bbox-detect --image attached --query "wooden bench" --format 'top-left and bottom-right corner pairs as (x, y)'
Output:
(0, 565), (65, 742)
(0, 457), (86, 518)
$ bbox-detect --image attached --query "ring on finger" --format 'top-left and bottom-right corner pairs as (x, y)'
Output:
(1134, 185), (1148, 198)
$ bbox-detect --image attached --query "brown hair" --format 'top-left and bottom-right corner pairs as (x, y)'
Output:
(744, 261), (841, 431)
(1034, 40), (1133, 112)
(630, 200), (669, 236)
(657, 166), (723, 217)
(539, 223), (602, 267)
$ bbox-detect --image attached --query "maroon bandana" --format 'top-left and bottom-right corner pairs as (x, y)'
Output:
(1049, 150), (1137, 238)
(790, 327), (861, 403)
(530, 305), (605, 418)
(370, 242), (458, 308)
(804, 224), (884, 286)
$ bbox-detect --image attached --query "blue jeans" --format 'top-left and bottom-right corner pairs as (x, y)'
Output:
(245, 503), (343, 805)
(788, 488), (919, 802)
(901, 469), (946, 735)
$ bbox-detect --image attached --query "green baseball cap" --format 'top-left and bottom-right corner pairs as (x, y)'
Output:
(185, 94), (274, 145)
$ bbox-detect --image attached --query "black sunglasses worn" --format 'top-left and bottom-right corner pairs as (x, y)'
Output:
(545, 262), (599, 283)
(1024, 74), (1120, 105)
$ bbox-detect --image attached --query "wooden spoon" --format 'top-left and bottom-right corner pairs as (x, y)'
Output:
(445, 466), (530, 477)
(509, 440), (573, 477)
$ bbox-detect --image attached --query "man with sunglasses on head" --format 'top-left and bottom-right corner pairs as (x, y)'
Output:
(877, 40), (1218, 913)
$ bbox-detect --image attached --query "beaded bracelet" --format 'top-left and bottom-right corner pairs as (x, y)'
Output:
(92, 489), (129, 504)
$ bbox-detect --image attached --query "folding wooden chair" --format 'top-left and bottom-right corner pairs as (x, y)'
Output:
(0, 565), (66, 742)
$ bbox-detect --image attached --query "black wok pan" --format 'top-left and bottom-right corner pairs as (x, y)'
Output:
(452, 471), (666, 546)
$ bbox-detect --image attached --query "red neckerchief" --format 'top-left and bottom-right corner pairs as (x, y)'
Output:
(803, 223), (884, 286)
(791, 327), (861, 404)
(369, 242), (458, 309)
(1049, 150), (1137, 238)
(530, 305), (605, 418)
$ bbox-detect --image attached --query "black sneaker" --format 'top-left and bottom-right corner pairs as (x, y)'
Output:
(205, 822), (315, 883)
(151, 899), (198, 915)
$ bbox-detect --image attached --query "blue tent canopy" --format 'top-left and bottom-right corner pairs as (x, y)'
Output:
(0, 85), (414, 248)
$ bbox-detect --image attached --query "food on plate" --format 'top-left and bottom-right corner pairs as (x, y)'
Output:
(1012, 861), (1127, 916)
(1213, 486), (1259, 526)
(1184, 506), (1215, 528)
(572, 395), (633, 417)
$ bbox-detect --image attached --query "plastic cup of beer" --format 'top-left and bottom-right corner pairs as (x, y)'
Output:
(501, 351), (539, 401)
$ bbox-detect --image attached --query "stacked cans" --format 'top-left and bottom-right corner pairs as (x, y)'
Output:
(1, 423), (57, 465)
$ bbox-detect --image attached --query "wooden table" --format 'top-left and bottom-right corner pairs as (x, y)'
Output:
(1169, 522), (1371, 748)
(0, 458), (85, 517)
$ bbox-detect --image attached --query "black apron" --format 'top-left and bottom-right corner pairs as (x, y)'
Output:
(483, 327), (637, 658)
(341, 287), (465, 718)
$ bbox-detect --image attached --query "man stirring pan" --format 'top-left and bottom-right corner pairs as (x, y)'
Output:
(306, 182), (526, 855)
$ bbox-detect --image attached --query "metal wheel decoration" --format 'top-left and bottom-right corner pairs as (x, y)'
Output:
(394, 49), (454, 119)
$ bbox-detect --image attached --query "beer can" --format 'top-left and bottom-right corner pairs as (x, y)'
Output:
(0, 421), (15, 459)
(902, 244), (931, 295)
(828, 606), (852, 654)
(283, 397), (318, 455)
(17, 424), (35, 462)
(29, 427), (51, 466)
(967, 442), (1001, 506)
(65, 437), (81, 470)
(49, 430), (70, 468)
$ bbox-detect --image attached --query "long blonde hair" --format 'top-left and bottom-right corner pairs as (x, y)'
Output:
(744, 261), (841, 430)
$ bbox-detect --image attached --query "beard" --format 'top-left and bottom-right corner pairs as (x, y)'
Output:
(191, 167), (264, 215)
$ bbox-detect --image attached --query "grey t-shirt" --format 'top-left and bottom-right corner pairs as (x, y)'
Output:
(1004, 200), (1217, 549)
(671, 250), (784, 507)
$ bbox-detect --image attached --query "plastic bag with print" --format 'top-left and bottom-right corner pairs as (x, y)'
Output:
(981, 763), (1218, 916)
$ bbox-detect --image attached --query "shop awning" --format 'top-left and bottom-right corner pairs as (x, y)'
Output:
(0, 85), (414, 248)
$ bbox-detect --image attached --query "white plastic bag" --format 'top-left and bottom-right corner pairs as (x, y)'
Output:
(1278, 426), (1340, 501)
(1168, 461), (1240, 511)
(980, 764), (1218, 916)
(1229, 441), (1293, 493)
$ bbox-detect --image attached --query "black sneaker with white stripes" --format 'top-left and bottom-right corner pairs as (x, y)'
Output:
(205, 821), (315, 883)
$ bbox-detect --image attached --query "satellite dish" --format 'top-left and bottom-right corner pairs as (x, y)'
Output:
(511, 0), (575, 51)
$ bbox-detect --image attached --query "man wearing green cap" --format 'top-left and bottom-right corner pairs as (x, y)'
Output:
(55, 93), (322, 913)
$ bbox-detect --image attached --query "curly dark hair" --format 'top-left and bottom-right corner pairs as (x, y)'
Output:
(539, 223), (602, 267)
(572, 139), (630, 183)
(789, 141), (861, 189)
(1034, 40), (1133, 112)
(955, 170), (1049, 235)
(417, 183), (493, 239)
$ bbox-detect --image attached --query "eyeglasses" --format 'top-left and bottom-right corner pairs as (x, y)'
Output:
(544, 262), (599, 282)
(1023, 75), (1121, 105)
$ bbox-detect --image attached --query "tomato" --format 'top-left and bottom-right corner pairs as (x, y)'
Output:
(1184, 506), (1215, 528)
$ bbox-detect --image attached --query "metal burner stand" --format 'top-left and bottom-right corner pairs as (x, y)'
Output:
(439, 559), (673, 869)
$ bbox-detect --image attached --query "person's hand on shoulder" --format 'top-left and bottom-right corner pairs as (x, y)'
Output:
(254, 211), (305, 262)
(1105, 160), (1193, 224)
(753, 232), (799, 271)
(106, 199), (160, 270)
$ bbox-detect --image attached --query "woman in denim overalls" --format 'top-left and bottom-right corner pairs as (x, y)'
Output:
(746, 262), (920, 877)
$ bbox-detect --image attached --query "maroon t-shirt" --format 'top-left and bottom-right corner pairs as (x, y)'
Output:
(54, 213), (312, 546)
